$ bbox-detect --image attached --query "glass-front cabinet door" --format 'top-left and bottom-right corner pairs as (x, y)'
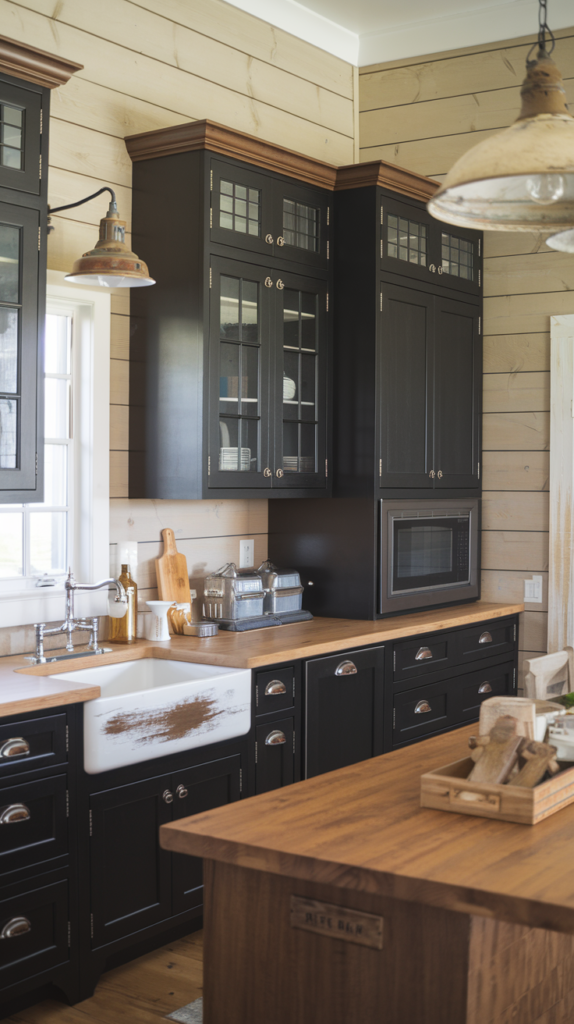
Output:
(208, 257), (272, 489)
(0, 201), (40, 498)
(0, 77), (42, 196)
(272, 271), (327, 489)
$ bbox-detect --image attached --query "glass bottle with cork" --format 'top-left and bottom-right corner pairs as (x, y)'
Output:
(108, 564), (137, 643)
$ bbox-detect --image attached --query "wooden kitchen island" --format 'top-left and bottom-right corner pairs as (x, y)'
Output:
(161, 722), (574, 1024)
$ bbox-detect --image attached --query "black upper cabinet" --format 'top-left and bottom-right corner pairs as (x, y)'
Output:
(210, 158), (330, 270)
(333, 180), (482, 498)
(0, 73), (49, 503)
(129, 126), (331, 500)
(380, 193), (481, 298)
(379, 282), (481, 490)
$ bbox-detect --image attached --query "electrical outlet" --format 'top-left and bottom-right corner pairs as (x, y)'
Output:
(524, 575), (543, 603)
(239, 539), (254, 568)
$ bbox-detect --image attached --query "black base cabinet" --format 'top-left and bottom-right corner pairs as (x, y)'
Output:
(0, 613), (519, 1017)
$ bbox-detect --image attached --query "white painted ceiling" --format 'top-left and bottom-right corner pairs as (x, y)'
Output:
(223, 0), (574, 65)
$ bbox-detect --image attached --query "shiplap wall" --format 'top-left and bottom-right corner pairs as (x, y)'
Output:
(360, 27), (574, 682)
(0, 0), (355, 633)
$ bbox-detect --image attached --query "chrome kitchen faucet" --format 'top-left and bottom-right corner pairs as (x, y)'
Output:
(29, 569), (127, 664)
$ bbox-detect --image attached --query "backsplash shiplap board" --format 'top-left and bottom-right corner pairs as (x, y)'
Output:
(360, 28), (574, 677)
(0, 0), (355, 654)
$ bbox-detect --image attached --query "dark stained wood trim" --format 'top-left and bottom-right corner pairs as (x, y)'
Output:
(335, 160), (439, 200)
(125, 119), (439, 199)
(0, 35), (83, 89)
(125, 119), (339, 190)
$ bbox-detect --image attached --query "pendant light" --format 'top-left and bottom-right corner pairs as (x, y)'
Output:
(427, 1), (574, 232)
(546, 228), (574, 251)
(49, 187), (155, 287)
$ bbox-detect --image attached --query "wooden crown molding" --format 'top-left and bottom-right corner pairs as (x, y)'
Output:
(0, 35), (83, 90)
(125, 119), (339, 190)
(125, 119), (439, 200)
(335, 161), (439, 201)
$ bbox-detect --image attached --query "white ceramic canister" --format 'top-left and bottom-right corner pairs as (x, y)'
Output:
(145, 600), (173, 641)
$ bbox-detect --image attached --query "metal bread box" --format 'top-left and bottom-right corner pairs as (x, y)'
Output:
(203, 563), (264, 621)
(257, 560), (304, 615)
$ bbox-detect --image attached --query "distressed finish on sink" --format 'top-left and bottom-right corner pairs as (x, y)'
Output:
(50, 659), (251, 774)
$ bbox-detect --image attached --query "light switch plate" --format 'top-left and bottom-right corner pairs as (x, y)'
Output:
(524, 574), (543, 603)
(239, 538), (254, 568)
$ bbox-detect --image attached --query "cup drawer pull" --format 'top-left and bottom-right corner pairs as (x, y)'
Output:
(265, 680), (287, 695)
(175, 785), (188, 800)
(1, 917), (31, 939)
(335, 660), (357, 676)
(414, 700), (432, 714)
(478, 682), (493, 694)
(415, 647), (433, 661)
(0, 738), (30, 759)
(0, 803), (30, 824)
(478, 631), (493, 644)
(265, 730), (287, 746)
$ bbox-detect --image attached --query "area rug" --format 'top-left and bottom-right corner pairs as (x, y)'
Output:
(166, 997), (203, 1023)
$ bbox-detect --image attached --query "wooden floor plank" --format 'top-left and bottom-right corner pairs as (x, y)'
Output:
(7, 933), (204, 1024)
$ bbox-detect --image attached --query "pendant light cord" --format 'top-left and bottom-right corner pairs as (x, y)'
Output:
(49, 186), (117, 216)
(527, 0), (555, 63)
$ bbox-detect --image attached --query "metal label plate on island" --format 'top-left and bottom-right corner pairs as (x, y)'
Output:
(290, 895), (383, 949)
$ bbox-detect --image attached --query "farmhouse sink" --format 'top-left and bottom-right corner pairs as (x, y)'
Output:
(50, 658), (251, 774)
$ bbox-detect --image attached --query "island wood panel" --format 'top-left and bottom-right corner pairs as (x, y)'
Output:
(482, 372), (550, 414)
(159, 722), (574, 933)
(482, 492), (549, 532)
(483, 335), (549, 374)
(359, 30), (574, 106)
(200, 859), (574, 1024)
(482, 451), (549, 491)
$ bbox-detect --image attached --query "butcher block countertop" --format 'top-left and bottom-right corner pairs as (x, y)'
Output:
(160, 721), (574, 935)
(0, 600), (522, 718)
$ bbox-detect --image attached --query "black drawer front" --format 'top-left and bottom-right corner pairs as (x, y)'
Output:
(255, 667), (295, 717)
(454, 619), (517, 663)
(255, 718), (294, 794)
(451, 663), (515, 721)
(0, 774), (68, 876)
(0, 715), (67, 777)
(393, 683), (448, 743)
(393, 636), (450, 680)
(0, 879), (68, 990)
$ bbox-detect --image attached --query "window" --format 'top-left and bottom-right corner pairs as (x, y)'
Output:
(0, 272), (110, 627)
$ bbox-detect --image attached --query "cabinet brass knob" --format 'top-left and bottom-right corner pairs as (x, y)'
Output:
(162, 789), (173, 804)
(1, 917), (31, 939)
(263, 467), (272, 477)
(478, 631), (493, 644)
(0, 738), (30, 759)
(415, 647), (433, 661)
(276, 468), (284, 478)
(176, 785), (188, 799)
(0, 803), (30, 824)
(414, 700), (432, 714)
(265, 730), (287, 745)
(264, 277), (273, 288)
(265, 680), (287, 695)
(429, 470), (435, 478)
(277, 236), (285, 246)
(437, 470), (443, 479)
(429, 264), (436, 273)
(478, 682), (492, 694)
(437, 266), (443, 275)
(276, 279), (284, 290)
(265, 234), (274, 244)
(335, 660), (358, 676)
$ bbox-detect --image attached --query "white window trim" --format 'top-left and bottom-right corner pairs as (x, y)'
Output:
(0, 271), (111, 627)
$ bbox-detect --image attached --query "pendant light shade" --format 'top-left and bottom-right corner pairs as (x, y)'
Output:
(546, 228), (574, 251)
(49, 188), (155, 288)
(428, 49), (574, 231)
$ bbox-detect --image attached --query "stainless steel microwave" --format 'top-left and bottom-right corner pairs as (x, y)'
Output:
(379, 498), (479, 616)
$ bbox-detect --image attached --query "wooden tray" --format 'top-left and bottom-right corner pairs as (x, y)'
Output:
(420, 756), (574, 825)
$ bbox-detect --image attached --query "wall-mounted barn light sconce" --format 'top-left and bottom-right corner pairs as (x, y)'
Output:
(49, 186), (155, 287)
(428, 1), (574, 233)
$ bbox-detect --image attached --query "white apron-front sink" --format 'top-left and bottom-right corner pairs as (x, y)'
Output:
(50, 658), (251, 774)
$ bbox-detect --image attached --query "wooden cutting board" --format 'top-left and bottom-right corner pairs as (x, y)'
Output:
(155, 528), (191, 604)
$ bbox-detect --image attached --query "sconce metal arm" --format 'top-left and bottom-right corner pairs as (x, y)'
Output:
(49, 186), (117, 216)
